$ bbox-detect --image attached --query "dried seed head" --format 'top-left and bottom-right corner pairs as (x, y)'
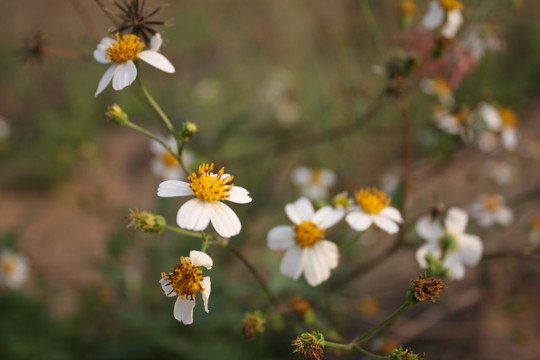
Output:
(410, 275), (445, 303)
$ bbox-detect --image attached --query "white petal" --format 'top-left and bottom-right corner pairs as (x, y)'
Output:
(502, 128), (517, 151)
(303, 244), (331, 286)
(280, 246), (306, 280)
(267, 225), (295, 250)
(94, 65), (116, 97)
(291, 166), (311, 186)
(380, 207), (403, 223)
(422, 1), (444, 30)
(94, 37), (114, 64)
(456, 234), (483, 266)
(173, 297), (196, 324)
(208, 201), (241, 238)
(372, 215), (399, 234)
(445, 207), (469, 234)
(443, 254), (466, 280)
(159, 277), (176, 297)
(157, 180), (192, 197)
(415, 215), (443, 242)
(227, 186), (252, 204)
(346, 211), (373, 232)
(318, 240), (339, 270)
(138, 51), (175, 73)
(415, 243), (441, 269)
(476, 213), (495, 228)
(201, 276), (211, 313)
(189, 250), (213, 269)
(495, 207), (514, 227)
(478, 103), (501, 130)
(112, 61), (138, 90)
(320, 170), (337, 187)
(150, 33), (163, 51)
(441, 10), (463, 38)
(177, 198), (211, 232)
(420, 79), (435, 95)
(312, 206), (344, 229)
(285, 198), (314, 224)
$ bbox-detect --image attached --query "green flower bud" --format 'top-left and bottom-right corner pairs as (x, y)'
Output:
(105, 104), (129, 125)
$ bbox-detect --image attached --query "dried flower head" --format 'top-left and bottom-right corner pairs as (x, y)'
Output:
(410, 275), (445, 303)
(109, 0), (170, 44)
(292, 331), (325, 360)
(126, 208), (166, 233)
(241, 311), (265, 341)
(389, 346), (426, 360)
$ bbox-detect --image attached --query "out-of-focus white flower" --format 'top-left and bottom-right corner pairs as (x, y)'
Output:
(461, 24), (505, 64)
(157, 163), (252, 238)
(484, 160), (515, 187)
(529, 215), (540, 246)
(433, 105), (472, 140)
(468, 194), (514, 228)
(420, 77), (454, 107)
(160, 251), (212, 324)
(150, 135), (193, 181)
(259, 69), (299, 125)
(422, 0), (464, 39)
(292, 166), (337, 201)
(94, 33), (175, 96)
(346, 187), (403, 234)
(0, 116), (10, 141)
(415, 207), (483, 280)
(476, 103), (519, 151)
(0, 249), (30, 290)
(267, 198), (344, 286)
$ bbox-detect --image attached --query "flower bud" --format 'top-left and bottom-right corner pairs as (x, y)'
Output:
(105, 104), (129, 125)
(126, 209), (166, 233)
(399, 1), (416, 29)
(242, 311), (265, 341)
(292, 331), (325, 360)
(389, 346), (425, 360)
(181, 121), (198, 139)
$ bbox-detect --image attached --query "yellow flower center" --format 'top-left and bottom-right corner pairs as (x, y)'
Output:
(106, 33), (144, 64)
(161, 257), (204, 299)
(483, 195), (501, 212)
(1, 258), (15, 275)
(439, 0), (463, 11)
(354, 187), (390, 214)
(499, 108), (518, 128)
(189, 163), (233, 202)
(433, 77), (451, 96)
(161, 151), (179, 168)
(310, 169), (322, 185)
(294, 221), (325, 248)
(399, 0), (417, 16)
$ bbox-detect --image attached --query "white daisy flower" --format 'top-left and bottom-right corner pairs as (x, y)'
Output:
(267, 198), (344, 286)
(476, 103), (519, 151)
(0, 249), (30, 290)
(160, 251), (212, 324)
(94, 33), (175, 96)
(346, 187), (403, 235)
(433, 105), (473, 141)
(157, 163), (252, 238)
(415, 207), (483, 280)
(420, 76), (454, 108)
(149, 135), (193, 181)
(422, 0), (464, 39)
(468, 194), (514, 228)
(292, 166), (337, 201)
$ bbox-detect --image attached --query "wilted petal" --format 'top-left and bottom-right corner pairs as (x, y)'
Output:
(177, 198), (211, 232)
(157, 180), (192, 197)
(149, 33), (163, 51)
(267, 225), (295, 250)
(208, 201), (241, 237)
(173, 297), (196, 324)
(189, 250), (213, 269)
(201, 276), (211, 313)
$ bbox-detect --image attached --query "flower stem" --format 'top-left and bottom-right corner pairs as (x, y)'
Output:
(164, 225), (204, 239)
(361, 0), (386, 60)
(358, 300), (411, 341)
(124, 120), (171, 152)
(136, 76), (175, 134)
(201, 232), (210, 252)
(225, 243), (282, 309)
(325, 341), (387, 360)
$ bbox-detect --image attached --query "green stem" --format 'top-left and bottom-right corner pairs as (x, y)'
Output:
(361, 0), (385, 60)
(201, 231), (210, 252)
(136, 75), (175, 134)
(358, 300), (410, 341)
(124, 121), (171, 152)
(164, 225), (204, 239)
(325, 341), (387, 360)
(321, 283), (337, 329)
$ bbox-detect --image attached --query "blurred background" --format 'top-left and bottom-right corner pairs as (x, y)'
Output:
(1, 0), (540, 359)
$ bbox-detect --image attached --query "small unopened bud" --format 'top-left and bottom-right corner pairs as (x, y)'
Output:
(181, 121), (198, 139)
(106, 104), (129, 125)
(408, 275), (445, 304)
(292, 331), (325, 360)
(399, 1), (416, 29)
(242, 312), (265, 341)
(389, 346), (425, 360)
(126, 209), (166, 234)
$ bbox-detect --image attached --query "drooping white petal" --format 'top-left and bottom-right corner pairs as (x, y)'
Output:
(456, 234), (483, 265)
(422, 1), (444, 30)
(280, 245), (306, 280)
(112, 61), (138, 90)
(173, 297), (196, 324)
(415, 215), (443, 242)
(445, 207), (469, 235)
(443, 253), (466, 280)
(501, 128), (517, 151)
(312, 206), (344, 229)
(380, 207), (404, 223)
(95, 64), (116, 97)
(267, 225), (295, 250)
(208, 201), (241, 238)
(157, 180), (192, 197)
(227, 186), (252, 204)
(372, 214), (400, 234)
(285, 198), (314, 224)
(159, 277), (176, 297)
(138, 51), (175, 73)
(201, 276), (211, 313)
(177, 198), (211, 232)
(440, 10), (463, 38)
(495, 207), (514, 226)
(189, 250), (213, 269)
(415, 243), (441, 269)
(149, 33), (163, 51)
(478, 103), (501, 130)
(303, 244), (331, 286)
(346, 211), (373, 232)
